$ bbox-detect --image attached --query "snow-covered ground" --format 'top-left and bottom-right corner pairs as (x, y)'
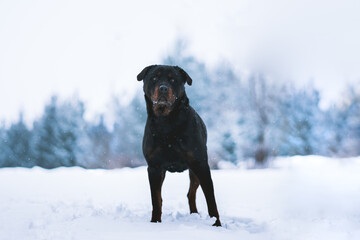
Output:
(1, 156), (360, 240)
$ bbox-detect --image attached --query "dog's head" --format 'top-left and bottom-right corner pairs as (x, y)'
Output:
(137, 65), (192, 117)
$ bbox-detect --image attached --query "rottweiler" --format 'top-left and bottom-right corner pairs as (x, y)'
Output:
(137, 65), (221, 226)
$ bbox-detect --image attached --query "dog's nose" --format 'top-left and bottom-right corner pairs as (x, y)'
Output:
(159, 85), (168, 93)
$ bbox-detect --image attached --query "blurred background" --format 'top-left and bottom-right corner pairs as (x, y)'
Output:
(0, 0), (359, 168)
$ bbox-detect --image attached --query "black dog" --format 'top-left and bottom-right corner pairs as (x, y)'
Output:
(137, 65), (221, 226)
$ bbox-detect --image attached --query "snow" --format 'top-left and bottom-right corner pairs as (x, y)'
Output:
(1, 156), (360, 240)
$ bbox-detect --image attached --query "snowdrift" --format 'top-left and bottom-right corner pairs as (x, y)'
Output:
(1, 156), (359, 240)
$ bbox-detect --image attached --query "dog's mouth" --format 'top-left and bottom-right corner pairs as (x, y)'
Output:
(152, 95), (172, 106)
(151, 86), (176, 106)
(151, 86), (176, 116)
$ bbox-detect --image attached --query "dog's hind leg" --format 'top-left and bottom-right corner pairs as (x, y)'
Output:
(148, 167), (166, 223)
(190, 163), (221, 227)
(187, 169), (200, 214)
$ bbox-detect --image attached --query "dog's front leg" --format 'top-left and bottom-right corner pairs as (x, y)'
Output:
(147, 167), (166, 223)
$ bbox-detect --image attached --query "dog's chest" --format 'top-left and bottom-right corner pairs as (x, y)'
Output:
(144, 134), (189, 172)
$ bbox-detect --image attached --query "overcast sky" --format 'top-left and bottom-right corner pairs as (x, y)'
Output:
(1, 0), (359, 125)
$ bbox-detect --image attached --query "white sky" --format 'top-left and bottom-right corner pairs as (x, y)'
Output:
(1, 0), (360, 125)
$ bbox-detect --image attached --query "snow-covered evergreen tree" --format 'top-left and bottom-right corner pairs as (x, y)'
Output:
(32, 96), (60, 168)
(219, 131), (237, 163)
(4, 113), (33, 167)
(87, 115), (112, 168)
(0, 122), (11, 167)
(110, 93), (146, 168)
(32, 96), (87, 168)
(321, 105), (347, 156)
(338, 85), (360, 156)
(276, 86), (322, 156)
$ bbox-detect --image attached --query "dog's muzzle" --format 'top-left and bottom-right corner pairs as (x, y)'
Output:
(151, 85), (175, 106)
(151, 85), (176, 116)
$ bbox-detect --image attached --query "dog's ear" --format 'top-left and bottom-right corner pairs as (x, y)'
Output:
(175, 66), (192, 86)
(137, 65), (156, 81)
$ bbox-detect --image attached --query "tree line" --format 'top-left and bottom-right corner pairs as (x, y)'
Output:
(1, 43), (359, 168)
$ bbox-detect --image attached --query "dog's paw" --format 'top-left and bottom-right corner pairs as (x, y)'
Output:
(150, 219), (161, 223)
(212, 219), (222, 227)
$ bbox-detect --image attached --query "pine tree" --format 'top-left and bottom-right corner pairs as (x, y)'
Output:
(33, 96), (63, 168)
(219, 132), (237, 163)
(32, 96), (86, 168)
(5, 113), (33, 167)
(321, 106), (346, 156)
(87, 115), (112, 168)
(276, 86), (322, 156)
(110, 94), (146, 168)
(0, 122), (11, 167)
(338, 85), (360, 156)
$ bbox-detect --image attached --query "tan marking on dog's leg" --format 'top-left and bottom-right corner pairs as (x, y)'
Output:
(187, 170), (200, 213)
